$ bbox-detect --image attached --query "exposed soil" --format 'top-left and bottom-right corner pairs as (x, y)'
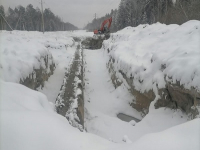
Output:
(81, 35), (109, 49)
(56, 43), (84, 129)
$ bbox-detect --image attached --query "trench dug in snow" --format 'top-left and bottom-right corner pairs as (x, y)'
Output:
(81, 35), (192, 143)
(1, 24), (200, 150)
(37, 32), (198, 144)
(83, 45), (148, 142)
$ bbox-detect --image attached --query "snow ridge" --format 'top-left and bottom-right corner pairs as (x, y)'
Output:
(103, 21), (200, 92)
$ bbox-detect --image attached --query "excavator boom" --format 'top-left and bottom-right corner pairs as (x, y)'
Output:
(94, 17), (112, 35)
(100, 17), (112, 31)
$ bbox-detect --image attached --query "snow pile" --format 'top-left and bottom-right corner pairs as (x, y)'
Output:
(84, 49), (190, 143)
(1, 79), (199, 150)
(0, 31), (54, 83)
(85, 104), (189, 143)
(123, 118), (200, 150)
(0, 31), (78, 84)
(0, 79), (115, 150)
(103, 20), (200, 92)
(0, 28), (199, 150)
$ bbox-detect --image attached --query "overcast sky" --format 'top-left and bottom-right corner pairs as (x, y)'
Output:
(1, 0), (120, 28)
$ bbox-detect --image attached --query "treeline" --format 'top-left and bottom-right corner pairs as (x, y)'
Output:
(84, 0), (200, 32)
(0, 4), (78, 31)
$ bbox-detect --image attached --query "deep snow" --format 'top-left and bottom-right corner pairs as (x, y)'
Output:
(84, 49), (190, 143)
(0, 79), (199, 150)
(0, 21), (200, 150)
(38, 45), (76, 103)
(103, 20), (200, 92)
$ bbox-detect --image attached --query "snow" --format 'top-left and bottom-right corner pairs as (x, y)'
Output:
(1, 22), (200, 150)
(38, 44), (76, 103)
(0, 30), (89, 103)
(37, 31), (92, 103)
(0, 78), (199, 150)
(84, 49), (190, 143)
(121, 118), (200, 150)
(129, 120), (136, 126)
(103, 20), (200, 92)
(122, 135), (132, 143)
(0, 31), (53, 83)
(0, 30), (75, 84)
(0, 79), (116, 150)
(38, 64), (68, 103)
(84, 50), (138, 118)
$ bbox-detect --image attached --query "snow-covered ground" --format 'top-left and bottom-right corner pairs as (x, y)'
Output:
(0, 75), (199, 150)
(1, 21), (200, 150)
(0, 30), (91, 103)
(84, 20), (200, 145)
(103, 20), (200, 92)
(0, 31), (54, 83)
(0, 79), (116, 150)
(38, 42), (76, 103)
(84, 49), (190, 143)
(0, 31), (74, 83)
(38, 31), (92, 103)
(0, 30), (92, 83)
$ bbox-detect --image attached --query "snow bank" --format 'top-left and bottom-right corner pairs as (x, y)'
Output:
(84, 49), (189, 143)
(117, 118), (200, 150)
(0, 79), (199, 150)
(103, 20), (200, 92)
(0, 79), (114, 150)
(85, 104), (189, 143)
(0, 30), (84, 84)
(0, 31), (54, 83)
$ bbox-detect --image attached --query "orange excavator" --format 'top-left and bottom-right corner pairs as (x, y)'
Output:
(93, 17), (112, 35)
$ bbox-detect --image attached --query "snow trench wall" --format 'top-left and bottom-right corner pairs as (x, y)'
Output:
(103, 21), (200, 118)
(107, 59), (200, 118)
(20, 55), (55, 90)
(0, 31), (56, 90)
(55, 42), (84, 131)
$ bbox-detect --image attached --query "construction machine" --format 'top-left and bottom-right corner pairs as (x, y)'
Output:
(93, 17), (112, 35)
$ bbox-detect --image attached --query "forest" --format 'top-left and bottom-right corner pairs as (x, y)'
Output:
(0, 4), (78, 31)
(84, 0), (200, 32)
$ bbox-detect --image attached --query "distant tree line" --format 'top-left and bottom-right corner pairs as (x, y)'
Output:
(84, 0), (200, 32)
(0, 4), (78, 31)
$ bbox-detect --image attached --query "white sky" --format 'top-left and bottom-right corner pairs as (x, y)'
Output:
(0, 0), (121, 28)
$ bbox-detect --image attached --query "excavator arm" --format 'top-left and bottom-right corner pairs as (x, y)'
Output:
(100, 17), (112, 31)
(94, 17), (112, 35)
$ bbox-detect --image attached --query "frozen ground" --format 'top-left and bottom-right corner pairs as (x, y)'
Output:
(0, 21), (200, 150)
